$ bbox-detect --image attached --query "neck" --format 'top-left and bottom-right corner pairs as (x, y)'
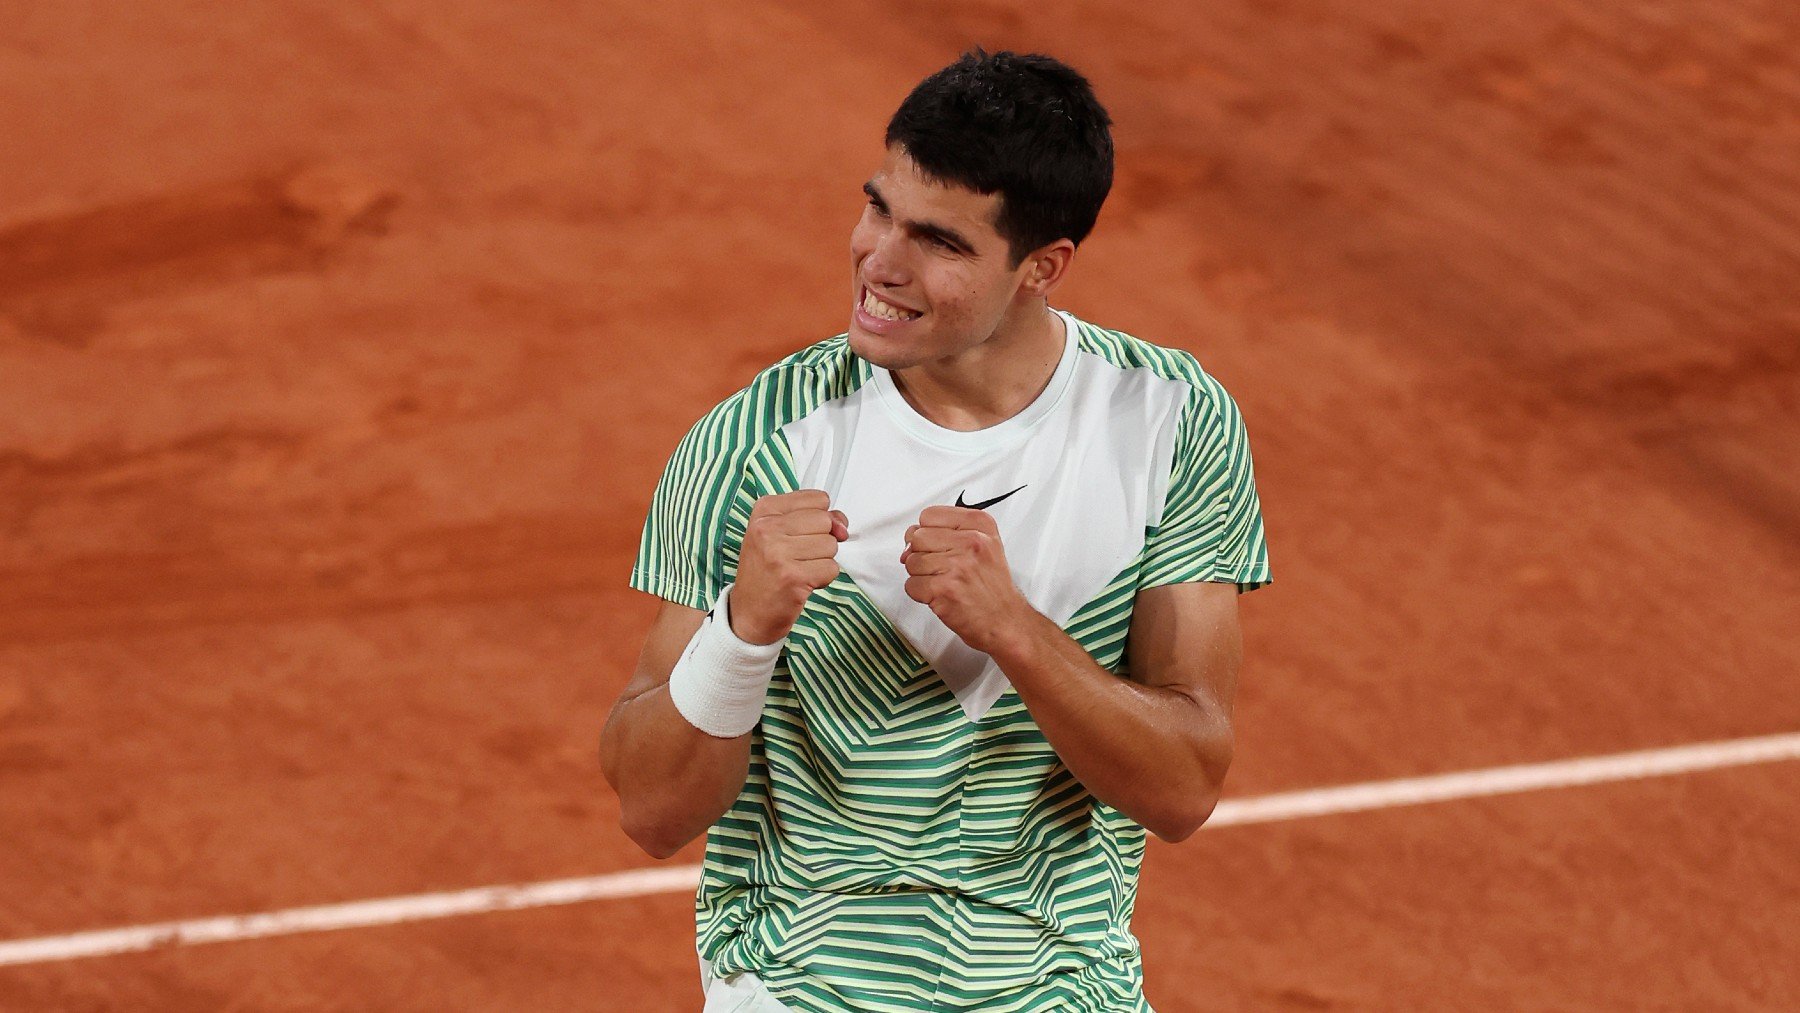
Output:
(889, 301), (1066, 432)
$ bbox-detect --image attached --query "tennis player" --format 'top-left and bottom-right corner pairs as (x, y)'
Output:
(601, 48), (1272, 1012)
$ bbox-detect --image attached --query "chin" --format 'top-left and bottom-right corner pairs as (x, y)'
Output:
(847, 325), (907, 369)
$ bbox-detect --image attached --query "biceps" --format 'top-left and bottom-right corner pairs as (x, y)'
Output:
(1128, 581), (1243, 715)
(617, 598), (707, 704)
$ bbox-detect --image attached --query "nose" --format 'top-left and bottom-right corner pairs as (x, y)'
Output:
(858, 224), (910, 289)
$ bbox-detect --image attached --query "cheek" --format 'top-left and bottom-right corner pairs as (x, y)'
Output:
(934, 270), (1004, 322)
(920, 265), (976, 311)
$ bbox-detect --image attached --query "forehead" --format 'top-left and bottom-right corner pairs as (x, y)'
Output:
(871, 146), (1004, 241)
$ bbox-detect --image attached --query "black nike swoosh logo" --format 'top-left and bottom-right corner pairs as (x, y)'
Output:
(955, 484), (1027, 510)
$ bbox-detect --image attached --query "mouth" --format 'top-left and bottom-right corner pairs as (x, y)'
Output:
(855, 285), (923, 331)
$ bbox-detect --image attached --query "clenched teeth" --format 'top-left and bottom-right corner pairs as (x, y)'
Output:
(863, 289), (921, 322)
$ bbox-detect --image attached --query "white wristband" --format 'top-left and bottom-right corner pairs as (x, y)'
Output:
(668, 583), (783, 738)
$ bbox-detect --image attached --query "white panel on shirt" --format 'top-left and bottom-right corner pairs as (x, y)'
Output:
(782, 309), (1191, 722)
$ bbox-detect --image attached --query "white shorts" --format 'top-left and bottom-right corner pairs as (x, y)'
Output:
(699, 951), (793, 1012)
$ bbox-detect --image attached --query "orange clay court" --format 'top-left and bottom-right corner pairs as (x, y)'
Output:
(1, 2), (1797, 1009)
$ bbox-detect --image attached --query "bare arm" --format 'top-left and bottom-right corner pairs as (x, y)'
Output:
(903, 506), (1244, 843)
(987, 580), (1242, 843)
(601, 490), (849, 860)
(599, 599), (751, 859)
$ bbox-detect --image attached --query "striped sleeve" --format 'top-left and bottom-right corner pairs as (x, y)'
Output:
(1140, 369), (1272, 593)
(629, 391), (757, 611)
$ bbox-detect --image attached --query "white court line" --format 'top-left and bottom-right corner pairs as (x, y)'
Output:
(3, 731), (1797, 969)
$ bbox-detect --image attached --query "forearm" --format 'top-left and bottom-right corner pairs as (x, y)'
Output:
(989, 608), (1232, 841)
(602, 578), (794, 858)
(599, 689), (752, 859)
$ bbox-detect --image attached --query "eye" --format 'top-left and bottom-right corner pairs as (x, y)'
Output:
(926, 235), (955, 252)
(867, 199), (889, 218)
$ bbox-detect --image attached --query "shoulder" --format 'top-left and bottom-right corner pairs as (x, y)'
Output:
(1068, 314), (1241, 423)
(679, 332), (874, 448)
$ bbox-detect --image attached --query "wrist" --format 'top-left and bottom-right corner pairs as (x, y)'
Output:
(727, 595), (787, 647)
(667, 583), (784, 738)
(986, 597), (1047, 670)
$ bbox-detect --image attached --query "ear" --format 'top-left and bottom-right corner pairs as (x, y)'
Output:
(1018, 239), (1077, 298)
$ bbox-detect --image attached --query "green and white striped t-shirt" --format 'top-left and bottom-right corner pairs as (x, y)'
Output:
(630, 308), (1271, 1011)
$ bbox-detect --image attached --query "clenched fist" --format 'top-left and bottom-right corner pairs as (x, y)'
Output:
(902, 505), (1032, 657)
(731, 489), (849, 646)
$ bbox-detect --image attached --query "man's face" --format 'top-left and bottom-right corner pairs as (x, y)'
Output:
(848, 146), (1035, 370)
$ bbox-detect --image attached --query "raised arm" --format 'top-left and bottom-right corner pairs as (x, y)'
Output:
(990, 579), (1241, 842)
(601, 491), (848, 859)
(599, 599), (743, 859)
(903, 504), (1245, 842)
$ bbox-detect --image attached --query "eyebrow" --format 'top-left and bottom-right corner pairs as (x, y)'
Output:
(863, 180), (978, 255)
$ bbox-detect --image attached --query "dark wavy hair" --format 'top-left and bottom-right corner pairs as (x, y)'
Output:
(886, 48), (1115, 266)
